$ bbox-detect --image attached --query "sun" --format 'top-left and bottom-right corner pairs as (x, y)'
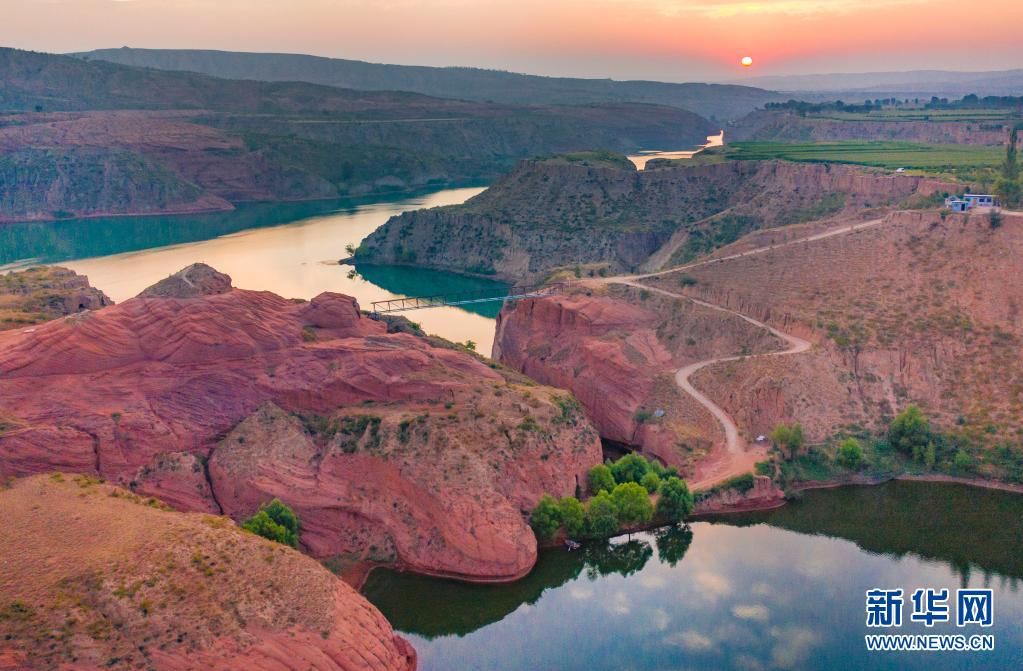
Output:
(741, 56), (753, 67)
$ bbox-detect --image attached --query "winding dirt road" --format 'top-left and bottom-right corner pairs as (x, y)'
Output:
(595, 216), (887, 487)
(613, 280), (812, 489)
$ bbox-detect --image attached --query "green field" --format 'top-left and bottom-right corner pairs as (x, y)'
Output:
(728, 140), (1002, 171)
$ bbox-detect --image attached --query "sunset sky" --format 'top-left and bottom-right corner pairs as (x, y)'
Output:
(5, 0), (1023, 81)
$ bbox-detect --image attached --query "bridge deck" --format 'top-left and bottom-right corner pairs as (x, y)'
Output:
(370, 283), (560, 314)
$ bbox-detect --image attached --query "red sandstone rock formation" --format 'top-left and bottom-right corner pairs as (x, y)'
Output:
(494, 284), (781, 472)
(0, 267), (602, 582)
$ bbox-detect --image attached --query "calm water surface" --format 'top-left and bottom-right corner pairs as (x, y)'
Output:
(363, 481), (1023, 670)
(0, 188), (511, 352)
(628, 131), (726, 170)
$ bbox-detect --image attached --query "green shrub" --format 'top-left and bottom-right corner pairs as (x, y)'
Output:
(587, 464), (615, 495)
(640, 471), (662, 493)
(585, 491), (619, 538)
(610, 453), (654, 485)
(655, 477), (694, 523)
(889, 405), (931, 460)
(242, 499), (300, 547)
(771, 422), (805, 456)
(558, 497), (586, 537)
(953, 450), (974, 472)
(721, 473), (756, 493)
(836, 437), (865, 469)
(530, 495), (562, 540)
(611, 482), (654, 527)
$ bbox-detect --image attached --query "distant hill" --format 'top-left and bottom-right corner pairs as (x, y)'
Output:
(0, 47), (715, 222)
(73, 47), (783, 121)
(733, 69), (1023, 96)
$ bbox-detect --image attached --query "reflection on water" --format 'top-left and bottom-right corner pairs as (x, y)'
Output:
(0, 187), (516, 352)
(628, 131), (725, 169)
(363, 481), (1023, 671)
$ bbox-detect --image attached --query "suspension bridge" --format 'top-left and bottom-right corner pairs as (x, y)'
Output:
(370, 283), (562, 315)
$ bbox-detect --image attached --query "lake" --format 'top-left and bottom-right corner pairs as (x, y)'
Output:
(363, 481), (1023, 670)
(0, 187), (512, 353)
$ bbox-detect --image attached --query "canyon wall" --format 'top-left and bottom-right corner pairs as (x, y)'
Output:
(357, 157), (951, 282)
(730, 110), (1012, 145)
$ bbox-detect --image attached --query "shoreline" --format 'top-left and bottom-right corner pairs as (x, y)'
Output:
(350, 471), (1023, 592)
(0, 179), (491, 227)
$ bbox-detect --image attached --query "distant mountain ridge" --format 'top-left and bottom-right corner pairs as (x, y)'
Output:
(733, 69), (1023, 95)
(0, 47), (714, 222)
(73, 47), (783, 121)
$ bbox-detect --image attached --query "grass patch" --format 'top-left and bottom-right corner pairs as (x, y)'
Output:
(728, 140), (1001, 172)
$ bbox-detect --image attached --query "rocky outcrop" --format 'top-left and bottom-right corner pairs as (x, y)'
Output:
(138, 262), (233, 298)
(357, 157), (952, 281)
(0, 267), (602, 582)
(494, 284), (782, 471)
(694, 475), (785, 513)
(0, 474), (415, 671)
(0, 265), (112, 330)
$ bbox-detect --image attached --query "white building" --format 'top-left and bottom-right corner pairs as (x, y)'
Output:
(944, 194), (997, 212)
(963, 194), (996, 208)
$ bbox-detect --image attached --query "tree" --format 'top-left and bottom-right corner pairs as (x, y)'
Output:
(463, 340), (476, 352)
(609, 453), (653, 485)
(585, 491), (620, 538)
(836, 437), (865, 470)
(889, 405), (930, 460)
(953, 450), (973, 472)
(655, 476), (694, 523)
(996, 126), (1021, 207)
(242, 499), (300, 547)
(639, 471), (662, 493)
(587, 464), (615, 495)
(529, 495), (562, 540)
(770, 422), (806, 458)
(611, 482), (654, 528)
(558, 496), (586, 537)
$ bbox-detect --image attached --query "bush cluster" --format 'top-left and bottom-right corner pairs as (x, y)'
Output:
(531, 453), (693, 541)
(242, 499), (300, 548)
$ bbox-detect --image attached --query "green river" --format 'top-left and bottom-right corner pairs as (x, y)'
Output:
(0, 187), (508, 352)
(364, 481), (1023, 670)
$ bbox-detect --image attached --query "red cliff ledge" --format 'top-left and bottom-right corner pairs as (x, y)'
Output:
(0, 264), (602, 583)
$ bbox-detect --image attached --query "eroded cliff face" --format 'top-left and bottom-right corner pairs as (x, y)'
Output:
(0, 265), (112, 330)
(730, 110), (1012, 145)
(0, 265), (602, 582)
(494, 284), (782, 473)
(356, 158), (950, 281)
(0, 475), (416, 671)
